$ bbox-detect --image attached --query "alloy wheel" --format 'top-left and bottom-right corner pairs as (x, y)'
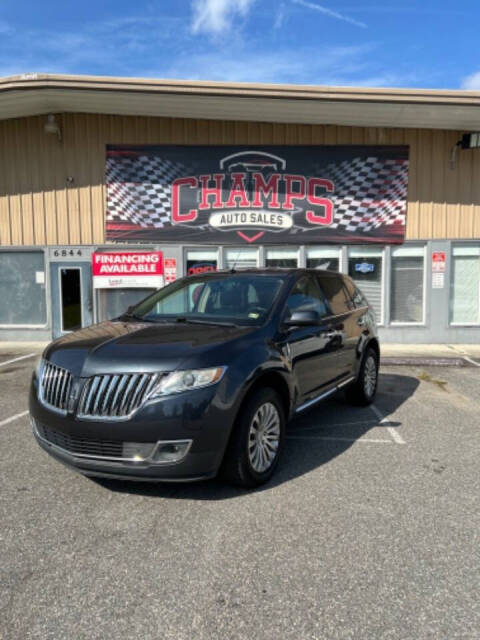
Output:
(247, 402), (281, 473)
(363, 355), (377, 398)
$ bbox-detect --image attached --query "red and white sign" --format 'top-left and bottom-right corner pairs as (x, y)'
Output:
(164, 258), (177, 284)
(92, 251), (164, 289)
(432, 251), (446, 273)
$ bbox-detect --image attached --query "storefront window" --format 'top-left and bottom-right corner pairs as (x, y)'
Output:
(0, 251), (46, 325)
(265, 248), (298, 268)
(390, 247), (425, 323)
(348, 247), (384, 323)
(224, 248), (258, 269)
(306, 248), (340, 271)
(450, 246), (480, 324)
(96, 289), (156, 322)
(186, 249), (218, 277)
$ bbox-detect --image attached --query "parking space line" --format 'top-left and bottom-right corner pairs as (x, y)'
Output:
(287, 435), (392, 443)
(0, 353), (36, 367)
(0, 410), (29, 427)
(462, 355), (480, 368)
(370, 404), (405, 444)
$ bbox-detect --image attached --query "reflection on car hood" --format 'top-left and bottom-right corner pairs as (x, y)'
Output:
(44, 320), (256, 375)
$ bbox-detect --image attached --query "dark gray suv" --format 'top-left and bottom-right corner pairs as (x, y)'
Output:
(30, 269), (379, 488)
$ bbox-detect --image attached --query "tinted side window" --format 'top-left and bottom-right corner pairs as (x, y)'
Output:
(286, 276), (328, 318)
(343, 277), (368, 309)
(317, 274), (351, 315)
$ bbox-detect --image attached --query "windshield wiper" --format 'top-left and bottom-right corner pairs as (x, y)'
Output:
(174, 317), (238, 328)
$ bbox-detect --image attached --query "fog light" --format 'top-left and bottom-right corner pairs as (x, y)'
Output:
(151, 440), (192, 464)
(122, 442), (155, 461)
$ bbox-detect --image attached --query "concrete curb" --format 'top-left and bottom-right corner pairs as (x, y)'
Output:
(381, 357), (470, 367)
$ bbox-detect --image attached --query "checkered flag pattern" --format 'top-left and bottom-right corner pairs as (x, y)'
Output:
(106, 155), (195, 228)
(312, 156), (408, 233)
(107, 152), (408, 235)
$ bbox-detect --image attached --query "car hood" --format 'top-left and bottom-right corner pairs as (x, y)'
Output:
(44, 320), (257, 376)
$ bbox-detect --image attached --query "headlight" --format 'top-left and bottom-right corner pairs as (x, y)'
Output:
(149, 367), (226, 398)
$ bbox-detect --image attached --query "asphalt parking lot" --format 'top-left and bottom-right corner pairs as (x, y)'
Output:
(1, 350), (479, 639)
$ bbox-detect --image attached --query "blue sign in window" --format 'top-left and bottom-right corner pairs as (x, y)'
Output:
(355, 262), (375, 274)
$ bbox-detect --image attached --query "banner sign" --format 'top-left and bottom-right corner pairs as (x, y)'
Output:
(106, 145), (409, 245)
(92, 251), (164, 289)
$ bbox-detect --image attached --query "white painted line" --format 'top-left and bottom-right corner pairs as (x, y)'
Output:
(370, 404), (405, 445)
(293, 419), (378, 432)
(0, 410), (29, 427)
(462, 355), (480, 368)
(0, 353), (36, 367)
(287, 435), (392, 443)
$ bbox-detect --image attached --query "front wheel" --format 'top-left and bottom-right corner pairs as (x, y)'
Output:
(345, 347), (379, 406)
(221, 388), (285, 488)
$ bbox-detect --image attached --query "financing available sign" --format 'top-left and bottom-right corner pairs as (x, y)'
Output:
(106, 145), (409, 245)
(92, 251), (164, 288)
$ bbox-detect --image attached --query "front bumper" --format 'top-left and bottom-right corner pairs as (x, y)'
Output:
(29, 381), (236, 482)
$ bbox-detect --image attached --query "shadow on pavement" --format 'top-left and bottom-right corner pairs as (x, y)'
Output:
(95, 372), (419, 500)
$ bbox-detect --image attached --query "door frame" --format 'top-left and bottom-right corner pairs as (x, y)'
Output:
(50, 261), (93, 338)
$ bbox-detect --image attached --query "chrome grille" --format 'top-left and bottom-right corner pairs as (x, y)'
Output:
(36, 423), (124, 458)
(77, 372), (160, 419)
(40, 361), (73, 413)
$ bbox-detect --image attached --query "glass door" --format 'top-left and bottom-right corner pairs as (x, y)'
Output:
(50, 262), (93, 338)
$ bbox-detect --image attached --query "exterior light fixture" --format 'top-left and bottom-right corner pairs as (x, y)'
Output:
(44, 114), (62, 141)
(450, 132), (480, 169)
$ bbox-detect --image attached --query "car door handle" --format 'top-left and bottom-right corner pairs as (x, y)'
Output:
(321, 330), (337, 338)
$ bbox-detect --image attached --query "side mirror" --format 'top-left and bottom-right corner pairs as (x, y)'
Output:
(283, 309), (320, 327)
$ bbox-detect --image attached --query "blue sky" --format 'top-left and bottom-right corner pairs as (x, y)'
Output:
(1, 0), (479, 89)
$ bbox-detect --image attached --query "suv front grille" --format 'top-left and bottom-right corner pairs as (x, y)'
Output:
(40, 361), (73, 413)
(77, 372), (161, 419)
(36, 423), (124, 459)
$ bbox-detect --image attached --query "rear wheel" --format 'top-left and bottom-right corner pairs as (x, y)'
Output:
(345, 347), (379, 406)
(221, 388), (285, 488)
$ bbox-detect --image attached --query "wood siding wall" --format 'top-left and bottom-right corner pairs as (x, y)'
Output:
(1, 113), (480, 246)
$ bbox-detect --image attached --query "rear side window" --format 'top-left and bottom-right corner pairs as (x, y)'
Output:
(317, 274), (352, 315)
(286, 275), (329, 318)
(343, 277), (368, 309)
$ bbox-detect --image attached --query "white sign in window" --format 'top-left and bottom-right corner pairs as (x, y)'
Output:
(450, 246), (480, 324)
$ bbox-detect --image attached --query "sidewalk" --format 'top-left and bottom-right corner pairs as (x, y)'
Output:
(381, 344), (480, 367)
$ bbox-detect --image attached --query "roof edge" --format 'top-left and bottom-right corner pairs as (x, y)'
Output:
(1, 72), (480, 106)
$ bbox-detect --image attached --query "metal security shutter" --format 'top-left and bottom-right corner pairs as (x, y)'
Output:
(225, 248), (258, 269)
(390, 247), (425, 323)
(348, 249), (383, 323)
(450, 247), (480, 324)
(265, 248), (298, 268)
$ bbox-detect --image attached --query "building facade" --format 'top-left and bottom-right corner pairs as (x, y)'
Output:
(1, 75), (480, 343)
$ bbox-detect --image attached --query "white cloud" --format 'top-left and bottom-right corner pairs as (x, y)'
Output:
(461, 71), (480, 90)
(191, 0), (256, 35)
(274, 3), (287, 29)
(162, 43), (415, 87)
(292, 0), (367, 28)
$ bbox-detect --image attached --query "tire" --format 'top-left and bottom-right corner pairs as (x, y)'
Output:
(345, 347), (379, 406)
(221, 387), (286, 488)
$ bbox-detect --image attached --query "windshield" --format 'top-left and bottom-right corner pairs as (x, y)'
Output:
(129, 274), (286, 326)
